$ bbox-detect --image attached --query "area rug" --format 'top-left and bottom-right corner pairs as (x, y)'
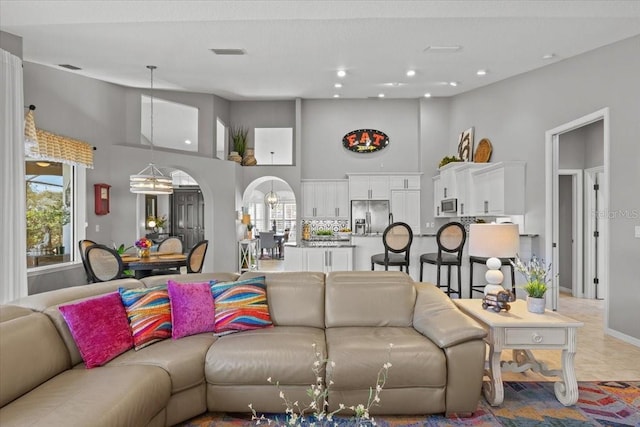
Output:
(177, 381), (640, 426)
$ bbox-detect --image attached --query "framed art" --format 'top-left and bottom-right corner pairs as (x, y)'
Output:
(457, 127), (474, 162)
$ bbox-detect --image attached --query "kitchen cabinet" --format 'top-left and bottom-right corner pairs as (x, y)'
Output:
(389, 174), (421, 190)
(470, 162), (526, 216)
(348, 175), (390, 200)
(433, 176), (443, 217)
(301, 180), (349, 219)
(391, 190), (421, 234)
(302, 247), (353, 272)
(454, 163), (485, 216)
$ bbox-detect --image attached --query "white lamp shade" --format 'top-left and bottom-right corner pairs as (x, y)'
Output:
(468, 223), (520, 258)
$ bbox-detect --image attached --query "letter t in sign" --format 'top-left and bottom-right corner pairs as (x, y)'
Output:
(372, 133), (385, 146)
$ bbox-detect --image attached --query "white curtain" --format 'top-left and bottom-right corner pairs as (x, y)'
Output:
(1, 49), (28, 303)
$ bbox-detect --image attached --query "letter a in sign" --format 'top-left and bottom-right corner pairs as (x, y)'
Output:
(342, 129), (389, 153)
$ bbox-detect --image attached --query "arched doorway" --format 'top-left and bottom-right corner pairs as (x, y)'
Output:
(242, 177), (297, 242)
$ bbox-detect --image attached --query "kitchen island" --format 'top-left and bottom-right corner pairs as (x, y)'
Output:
(283, 238), (355, 273)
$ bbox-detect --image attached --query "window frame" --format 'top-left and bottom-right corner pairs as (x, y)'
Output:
(26, 162), (86, 276)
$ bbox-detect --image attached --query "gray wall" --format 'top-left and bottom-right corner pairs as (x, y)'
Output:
(558, 175), (573, 291)
(0, 30), (22, 58)
(447, 34), (640, 340)
(559, 120), (604, 170)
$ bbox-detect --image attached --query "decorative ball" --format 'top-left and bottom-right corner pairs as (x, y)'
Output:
(486, 257), (502, 270)
(485, 269), (504, 286)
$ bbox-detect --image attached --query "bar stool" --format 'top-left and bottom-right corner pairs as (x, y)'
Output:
(371, 222), (413, 274)
(419, 222), (466, 297)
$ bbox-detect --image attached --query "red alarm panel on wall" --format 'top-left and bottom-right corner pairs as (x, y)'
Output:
(94, 183), (111, 215)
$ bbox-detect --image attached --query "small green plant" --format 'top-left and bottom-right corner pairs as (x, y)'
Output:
(438, 155), (463, 168)
(522, 280), (547, 298)
(315, 230), (333, 236)
(231, 125), (249, 157)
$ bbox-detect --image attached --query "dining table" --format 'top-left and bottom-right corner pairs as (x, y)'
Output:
(120, 252), (187, 279)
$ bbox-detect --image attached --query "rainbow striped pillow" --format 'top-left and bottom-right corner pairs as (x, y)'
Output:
(211, 276), (273, 335)
(119, 286), (172, 350)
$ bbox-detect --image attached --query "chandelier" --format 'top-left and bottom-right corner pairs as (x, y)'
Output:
(264, 151), (279, 209)
(130, 66), (174, 195)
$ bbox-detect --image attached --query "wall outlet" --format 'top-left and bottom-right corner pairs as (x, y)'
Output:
(95, 224), (100, 232)
(425, 222), (434, 229)
(635, 225), (640, 238)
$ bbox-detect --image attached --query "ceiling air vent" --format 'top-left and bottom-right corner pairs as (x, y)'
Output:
(210, 48), (246, 55)
(58, 64), (82, 70)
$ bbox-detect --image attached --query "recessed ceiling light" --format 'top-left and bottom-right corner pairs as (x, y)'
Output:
(424, 93), (432, 98)
(334, 83), (342, 88)
(424, 45), (462, 52)
(382, 82), (407, 87)
(449, 81), (458, 87)
(406, 70), (416, 77)
(337, 70), (346, 78)
(378, 93), (385, 98)
(58, 64), (82, 70)
(476, 69), (487, 76)
(542, 53), (556, 60)
(210, 48), (246, 55)
(184, 140), (192, 145)
(333, 94), (340, 98)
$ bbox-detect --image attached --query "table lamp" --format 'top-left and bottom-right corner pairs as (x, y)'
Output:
(468, 223), (520, 294)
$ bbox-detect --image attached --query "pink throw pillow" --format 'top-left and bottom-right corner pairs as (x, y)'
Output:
(167, 280), (216, 339)
(59, 292), (134, 368)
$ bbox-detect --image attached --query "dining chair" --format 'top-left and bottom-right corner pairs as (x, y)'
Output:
(419, 222), (466, 297)
(186, 240), (209, 273)
(157, 236), (183, 254)
(78, 239), (97, 283)
(259, 231), (277, 259)
(370, 222), (413, 275)
(85, 244), (125, 283)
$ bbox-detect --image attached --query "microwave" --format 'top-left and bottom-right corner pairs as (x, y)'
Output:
(441, 198), (458, 213)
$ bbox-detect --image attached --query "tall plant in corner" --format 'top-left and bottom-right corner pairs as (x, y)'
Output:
(231, 126), (248, 158)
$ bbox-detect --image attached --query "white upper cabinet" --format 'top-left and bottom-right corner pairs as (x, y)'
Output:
(301, 180), (349, 219)
(391, 189), (421, 234)
(389, 175), (421, 190)
(348, 175), (390, 200)
(470, 162), (526, 216)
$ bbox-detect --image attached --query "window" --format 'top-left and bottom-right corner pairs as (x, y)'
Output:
(141, 95), (199, 152)
(254, 128), (293, 165)
(25, 160), (85, 270)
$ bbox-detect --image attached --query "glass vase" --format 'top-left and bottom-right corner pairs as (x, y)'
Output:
(138, 248), (150, 258)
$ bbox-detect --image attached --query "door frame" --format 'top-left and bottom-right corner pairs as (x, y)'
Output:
(558, 169), (583, 298)
(545, 108), (609, 316)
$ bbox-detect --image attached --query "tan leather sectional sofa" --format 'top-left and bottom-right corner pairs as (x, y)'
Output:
(0, 271), (487, 426)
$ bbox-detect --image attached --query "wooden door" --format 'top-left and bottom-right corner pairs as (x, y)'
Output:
(172, 188), (204, 252)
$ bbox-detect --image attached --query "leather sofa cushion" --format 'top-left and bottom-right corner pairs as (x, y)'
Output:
(0, 312), (70, 407)
(206, 326), (326, 385)
(0, 305), (33, 322)
(11, 279), (143, 312)
(0, 365), (170, 427)
(325, 271), (416, 327)
(239, 272), (325, 328)
(325, 327), (446, 389)
(140, 272), (240, 288)
(107, 332), (216, 393)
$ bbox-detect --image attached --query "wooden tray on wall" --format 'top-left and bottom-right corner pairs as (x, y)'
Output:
(474, 138), (493, 163)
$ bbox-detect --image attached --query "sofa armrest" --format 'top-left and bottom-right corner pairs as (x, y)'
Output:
(412, 283), (486, 348)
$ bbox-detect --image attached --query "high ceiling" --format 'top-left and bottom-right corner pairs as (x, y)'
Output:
(2, 1), (640, 100)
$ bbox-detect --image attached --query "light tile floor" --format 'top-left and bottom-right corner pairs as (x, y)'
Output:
(257, 261), (640, 381)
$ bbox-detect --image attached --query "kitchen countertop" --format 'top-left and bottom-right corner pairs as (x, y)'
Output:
(297, 240), (356, 248)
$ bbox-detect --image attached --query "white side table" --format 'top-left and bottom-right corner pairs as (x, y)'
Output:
(453, 299), (584, 406)
(238, 239), (260, 273)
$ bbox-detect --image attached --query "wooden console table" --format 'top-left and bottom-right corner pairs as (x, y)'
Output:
(453, 298), (584, 406)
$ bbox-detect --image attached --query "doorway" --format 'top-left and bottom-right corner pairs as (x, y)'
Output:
(545, 109), (609, 315)
(172, 187), (205, 252)
(558, 170), (583, 297)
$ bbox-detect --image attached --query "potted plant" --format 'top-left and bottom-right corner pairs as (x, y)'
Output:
(246, 222), (254, 240)
(511, 254), (552, 314)
(230, 126), (248, 163)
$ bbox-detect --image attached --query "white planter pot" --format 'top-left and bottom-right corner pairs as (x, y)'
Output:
(526, 296), (546, 314)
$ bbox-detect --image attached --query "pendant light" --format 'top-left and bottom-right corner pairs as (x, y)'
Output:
(264, 151), (279, 209)
(130, 65), (174, 195)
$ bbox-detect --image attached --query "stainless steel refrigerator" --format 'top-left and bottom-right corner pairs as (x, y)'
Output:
(351, 200), (391, 235)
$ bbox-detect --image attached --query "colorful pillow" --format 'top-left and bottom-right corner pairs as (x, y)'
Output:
(119, 286), (171, 350)
(59, 292), (133, 368)
(211, 276), (273, 335)
(167, 280), (216, 339)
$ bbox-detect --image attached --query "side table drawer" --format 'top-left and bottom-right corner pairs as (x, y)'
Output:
(505, 328), (566, 345)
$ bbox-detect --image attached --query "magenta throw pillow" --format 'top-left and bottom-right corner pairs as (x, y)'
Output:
(59, 292), (134, 368)
(167, 280), (216, 339)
